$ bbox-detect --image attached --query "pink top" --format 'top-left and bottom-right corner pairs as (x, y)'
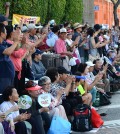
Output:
(6, 39), (26, 79)
(54, 38), (67, 56)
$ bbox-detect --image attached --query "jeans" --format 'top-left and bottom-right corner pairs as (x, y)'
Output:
(89, 87), (97, 103)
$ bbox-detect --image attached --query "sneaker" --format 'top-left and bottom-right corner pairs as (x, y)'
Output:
(91, 106), (98, 111)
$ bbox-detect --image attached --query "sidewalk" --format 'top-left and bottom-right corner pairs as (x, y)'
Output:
(72, 91), (120, 134)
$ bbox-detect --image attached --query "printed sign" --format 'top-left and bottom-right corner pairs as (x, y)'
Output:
(12, 14), (40, 25)
(38, 93), (51, 107)
(18, 95), (32, 109)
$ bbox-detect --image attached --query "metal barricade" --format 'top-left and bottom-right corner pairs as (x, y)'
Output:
(41, 54), (62, 69)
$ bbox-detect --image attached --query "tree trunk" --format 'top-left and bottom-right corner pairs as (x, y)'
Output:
(113, 5), (119, 26)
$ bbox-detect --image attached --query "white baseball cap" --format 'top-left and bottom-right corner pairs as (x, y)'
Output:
(86, 61), (95, 67)
(60, 28), (67, 33)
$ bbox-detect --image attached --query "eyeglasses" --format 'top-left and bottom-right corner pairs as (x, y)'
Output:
(42, 82), (51, 86)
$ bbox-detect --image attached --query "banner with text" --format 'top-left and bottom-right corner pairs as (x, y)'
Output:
(12, 14), (40, 25)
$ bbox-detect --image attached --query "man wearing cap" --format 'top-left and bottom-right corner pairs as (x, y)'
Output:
(72, 23), (86, 63)
(86, 61), (106, 93)
(32, 49), (46, 80)
(54, 28), (72, 71)
(0, 15), (11, 26)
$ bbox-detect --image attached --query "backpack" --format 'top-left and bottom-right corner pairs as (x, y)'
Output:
(72, 104), (93, 132)
(99, 92), (111, 106)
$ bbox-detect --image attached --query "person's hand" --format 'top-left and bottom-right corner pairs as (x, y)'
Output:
(12, 30), (21, 43)
(5, 2), (10, 8)
(57, 89), (64, 97)
(41, 33), (46, 40)
(65, 75), (73, 85)
(103, 63), (108, 71)
(21, 36), (27, 45)
(95, 74), (103, 82)
(74, 36), (80, 45)
(17, 112), (31, 121)
(40, 107), (49, 113)
(99, 89), (105, 93)
(71, 75), (76, 82)
(67, 52), (73, 58)
(10, 105), (19, 112)
(9, 120), (15, 132)
(29, 46), (35, 55)
(0, 113), (6, 122)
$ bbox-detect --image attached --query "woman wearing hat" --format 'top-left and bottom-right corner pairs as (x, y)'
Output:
(72, 23), (86, 63)
(24, 81), (51, 134)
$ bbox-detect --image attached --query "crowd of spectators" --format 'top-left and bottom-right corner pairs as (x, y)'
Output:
(0, 2), (120, 134)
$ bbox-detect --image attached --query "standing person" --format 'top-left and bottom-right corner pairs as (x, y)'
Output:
(87, 28), (108, 61)
(0, 23), (20, 94)
(5, 25), (28, 95)
(72, 23), (86, 63)
(54, 28), (73, 71)
(66, 30), (80, 74)
(94, 24), (109, 57)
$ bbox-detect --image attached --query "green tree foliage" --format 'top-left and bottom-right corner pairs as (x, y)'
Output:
(64, 0), (83, 23)
(47, 0), (66, 24)
(0, 0), (83, 24)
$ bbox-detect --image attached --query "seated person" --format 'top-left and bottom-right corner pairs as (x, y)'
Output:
(93, 59), (111, 96)
(46, 67), (83, 116)
(74, 72), (92, 105)
(57, 66), (91, 105)
(24, 81), (51, 134)
(38, 76), (68, 120)
(0, 86), (30, 134)
(86, 61), (111, 98)
(0, 112), (5, 134)
(32, 49), (46, 80)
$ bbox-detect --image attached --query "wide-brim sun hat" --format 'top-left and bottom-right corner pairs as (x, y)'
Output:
(73, 22), (83, 29)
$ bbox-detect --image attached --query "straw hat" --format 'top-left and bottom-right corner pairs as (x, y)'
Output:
(73, 23), (83, 29)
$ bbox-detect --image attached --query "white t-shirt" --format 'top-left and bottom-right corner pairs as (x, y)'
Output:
(0, 101), (19, 121)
